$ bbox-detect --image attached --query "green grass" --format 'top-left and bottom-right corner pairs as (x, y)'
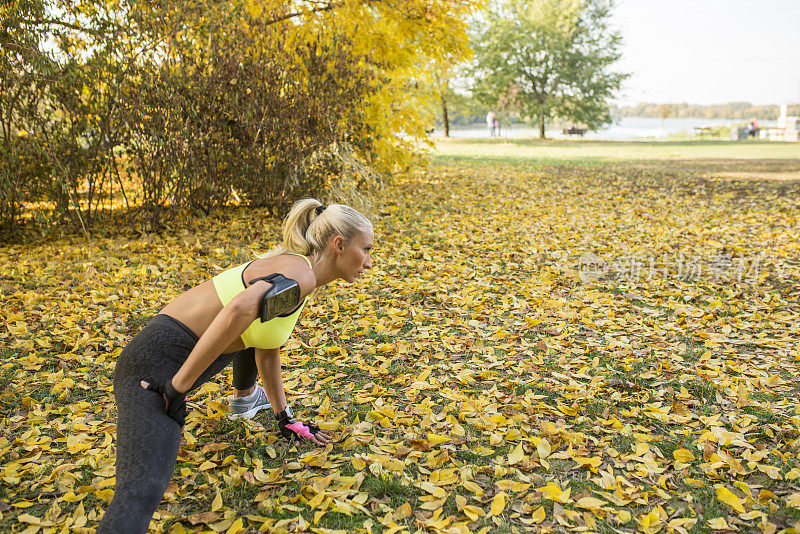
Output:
(432, 138), (800, 163)
(125, 312), (152, 334)
(610, 433), (636, 454)
(361, 471), (416, 505)
(687, 484), (728, 534)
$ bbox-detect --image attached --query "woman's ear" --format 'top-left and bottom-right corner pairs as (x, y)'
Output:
(332, 235), (345, 254)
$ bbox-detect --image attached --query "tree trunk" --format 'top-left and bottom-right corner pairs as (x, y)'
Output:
(538, 113), (545, 139)
(441, 95), (450, 138)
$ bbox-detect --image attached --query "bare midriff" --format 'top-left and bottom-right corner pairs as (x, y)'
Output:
(159, 280), (247, 353)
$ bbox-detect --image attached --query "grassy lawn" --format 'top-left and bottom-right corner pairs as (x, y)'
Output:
(434, 137), (800, 164)
(1, 139), (799, 533)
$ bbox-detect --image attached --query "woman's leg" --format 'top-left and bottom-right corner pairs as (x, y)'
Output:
(97, 315), (198, 533)
(228, 348), (271, 419)
(97, 314), (244, 531)
(97, 373), (182, 534)
(232, 348), (258, 394)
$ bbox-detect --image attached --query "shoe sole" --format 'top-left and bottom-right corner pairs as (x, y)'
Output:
(227, 403), (272, 421)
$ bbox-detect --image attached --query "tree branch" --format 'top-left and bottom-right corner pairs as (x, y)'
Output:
(261, 0), (381, 26)
(11, 17), (103, 37)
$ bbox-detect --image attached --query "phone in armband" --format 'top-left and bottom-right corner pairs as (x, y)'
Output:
(248, 273), (301, 322)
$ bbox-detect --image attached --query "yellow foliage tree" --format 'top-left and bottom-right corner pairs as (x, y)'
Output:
(248, 0), (485, 170)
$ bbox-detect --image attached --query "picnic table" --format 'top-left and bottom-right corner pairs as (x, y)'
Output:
(694, 126), (715, 136)
(563, 126), (586, 137)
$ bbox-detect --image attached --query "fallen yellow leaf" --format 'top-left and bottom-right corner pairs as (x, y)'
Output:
(786, 492), (800, 508)
(673, 448), (696, 463)
(576, 496), (605, 510)
(715, 486), (745, 514)
(463, 504), (484, 521)
(573, 456), (602, 469)
(427, 433), (451, 444)
(490, 492), (506, 516)
(225, 518), (243, 534)
(461, 480), (484, 496)
(508, 443), (524, 464)
(707, 517), (730, 530)
(537, 439), (551, 459)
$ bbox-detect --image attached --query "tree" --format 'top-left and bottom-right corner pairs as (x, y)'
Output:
(1, 0), (484, 236)
(658, 104), (675, 137)
(430, 64), (475, 138)
(471, 0), (627, 138)
(436, 75), (453, 137)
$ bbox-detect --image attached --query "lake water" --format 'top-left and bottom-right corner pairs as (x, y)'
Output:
(433, 117), (777, 140)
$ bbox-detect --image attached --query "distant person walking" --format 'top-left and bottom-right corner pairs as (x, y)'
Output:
(494, 117), (501, 137)
(486, 111), (496, 137)
(749, 118), (759, 138)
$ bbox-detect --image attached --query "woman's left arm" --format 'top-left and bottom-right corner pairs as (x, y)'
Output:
(254, 347), (288, 412)
(255, 347), (331, 446)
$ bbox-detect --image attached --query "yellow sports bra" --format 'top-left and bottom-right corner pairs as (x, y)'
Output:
(212, 255), (310, 349)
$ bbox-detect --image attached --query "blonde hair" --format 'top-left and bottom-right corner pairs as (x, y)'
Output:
(264, 199), (372, 258)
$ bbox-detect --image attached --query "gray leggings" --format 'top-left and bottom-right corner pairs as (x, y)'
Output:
(97, 314), (258, 533)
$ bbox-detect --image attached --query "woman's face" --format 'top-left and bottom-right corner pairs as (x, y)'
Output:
(337, 228), (374, 283)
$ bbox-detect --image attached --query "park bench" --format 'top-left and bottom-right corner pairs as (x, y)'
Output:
(563, 126), (587, 137)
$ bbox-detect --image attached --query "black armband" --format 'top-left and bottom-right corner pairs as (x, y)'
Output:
(248, 273), (301, 322)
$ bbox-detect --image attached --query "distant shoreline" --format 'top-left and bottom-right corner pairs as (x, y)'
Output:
(444, 117), (759, 128)
(440, 103), (799, 129)
(613, 102), (799, 121)
(432, 117), (776, 140)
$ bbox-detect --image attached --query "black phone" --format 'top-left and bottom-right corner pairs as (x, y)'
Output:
(249, 274), (301, 322)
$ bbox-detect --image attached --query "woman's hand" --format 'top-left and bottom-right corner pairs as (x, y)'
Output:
(255, 349), (332, 445)
(276, 406), (331, 446)
(141, 379), (187, 427)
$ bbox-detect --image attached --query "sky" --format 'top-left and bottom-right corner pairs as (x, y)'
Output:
(612, 0), (800, 106)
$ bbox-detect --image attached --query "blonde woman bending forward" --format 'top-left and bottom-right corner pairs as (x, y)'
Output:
(97, 200), (374, 533)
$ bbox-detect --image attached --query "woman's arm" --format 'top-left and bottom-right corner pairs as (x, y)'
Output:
(170, 281), (272, 392)
(171, 255), (316, 392)
(255, 347), (331, 446)
(254, 347), (288, 412)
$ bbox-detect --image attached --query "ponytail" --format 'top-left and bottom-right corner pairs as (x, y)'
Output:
(263, 198), (371, 258)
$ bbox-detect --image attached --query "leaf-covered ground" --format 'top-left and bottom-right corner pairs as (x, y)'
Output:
(2, 151), (800, 533)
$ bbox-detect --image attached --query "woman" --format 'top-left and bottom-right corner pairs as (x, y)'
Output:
(98, 199), (374, 533)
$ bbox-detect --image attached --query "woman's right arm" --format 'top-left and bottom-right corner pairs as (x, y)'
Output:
(169, 281), (272, 392)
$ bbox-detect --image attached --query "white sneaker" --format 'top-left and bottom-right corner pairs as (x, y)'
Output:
(227, 385), (271, 420)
